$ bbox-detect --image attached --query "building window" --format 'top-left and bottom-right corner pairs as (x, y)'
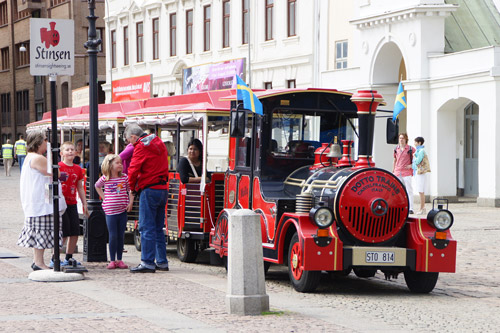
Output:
(1, 47), (9, 71)
(16, 90), (29, 126)
(335, 40), (348, 69)
(288, 0), (296, 37)
(204, 5), (211, 51)
(111, 30), (116, 68)
(136, 22), (144, 62)
(242, 0), (249, 44)
(153, 18), (159, 60)
(287, 79), (296, 88)
(265, 0), (274, 41)
(222, 0), (230, 48)
(186, 10), (193, 54)
(35, 102), (44, 121)
(16, 43), (29, 67)
(0, 2), (8, 26)
(52, 0), (69, 5)
(264, 82), (272, 89)
(123, 26), (129, 65)
(170, 13), (176, 56)
(1, 93), (10, 127)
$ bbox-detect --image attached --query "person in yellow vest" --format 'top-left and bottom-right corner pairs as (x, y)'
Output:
(2, 139), (14, 177)
(15, 135), (27, 172)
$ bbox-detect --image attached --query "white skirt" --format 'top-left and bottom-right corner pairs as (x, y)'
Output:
(415, 173), (427, 193)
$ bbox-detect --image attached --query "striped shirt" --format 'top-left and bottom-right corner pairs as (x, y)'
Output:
(95, 175), (130, 216)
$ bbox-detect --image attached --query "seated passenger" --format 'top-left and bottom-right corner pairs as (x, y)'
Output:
(178, 138), (208, 184)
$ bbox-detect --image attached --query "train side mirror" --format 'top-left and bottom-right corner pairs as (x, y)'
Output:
(386, 118), (399, 144)
(230, 105), (247, 138)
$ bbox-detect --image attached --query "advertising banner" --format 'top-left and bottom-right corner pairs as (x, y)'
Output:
(112, 75), (153, 102)
(183, 58), (245, 94)
(30, 18), (75, 76)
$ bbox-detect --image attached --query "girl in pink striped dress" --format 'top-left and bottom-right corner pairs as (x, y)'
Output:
(95, 154), (134, 269)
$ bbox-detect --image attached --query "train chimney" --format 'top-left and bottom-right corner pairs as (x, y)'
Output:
(350, 90), (384, 169)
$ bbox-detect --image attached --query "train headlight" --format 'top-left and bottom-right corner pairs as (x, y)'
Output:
(310, 205), (334, 228)
(427, 209), (454, 231)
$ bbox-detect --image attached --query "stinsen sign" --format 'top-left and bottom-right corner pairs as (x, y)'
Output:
(30, 18), (74, 76)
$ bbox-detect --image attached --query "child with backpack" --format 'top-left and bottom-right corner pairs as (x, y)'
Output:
(393, 133), (415, 214)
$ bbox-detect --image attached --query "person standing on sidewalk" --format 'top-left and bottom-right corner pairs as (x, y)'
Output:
(124, 124), (169, 273)
(392, 133), (415, 214)
(55, 141), (88, 267)
(412, 136), (430, 215)
(14, 135), (27, 172)
(17, 131), (66, 270)
(95, 154), (134, 270)
(2, 139), (14, 177)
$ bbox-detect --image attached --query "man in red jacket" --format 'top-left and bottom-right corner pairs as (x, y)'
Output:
(125, 124), (169, 273)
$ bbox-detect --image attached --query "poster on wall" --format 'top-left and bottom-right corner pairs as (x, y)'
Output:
(183, 58), (245, 94)
(112, 75), (153, 102)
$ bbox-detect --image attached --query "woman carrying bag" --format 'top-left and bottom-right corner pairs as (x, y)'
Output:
(412, 136), (431, 215)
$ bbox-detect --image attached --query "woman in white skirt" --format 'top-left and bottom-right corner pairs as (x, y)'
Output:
(17, 131), (66, 270)
(412, 137), (430, 215)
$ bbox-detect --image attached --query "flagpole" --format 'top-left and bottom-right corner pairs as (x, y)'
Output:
(248, 1), (251, 88)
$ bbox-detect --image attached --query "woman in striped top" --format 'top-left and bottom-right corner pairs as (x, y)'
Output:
(95, 154), (134, 269)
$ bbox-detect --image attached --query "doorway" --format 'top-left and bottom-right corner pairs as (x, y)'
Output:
(464, 102), (478, 196)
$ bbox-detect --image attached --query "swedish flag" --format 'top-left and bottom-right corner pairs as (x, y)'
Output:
(393, 81), (406, 122)
(236, 75), (263, 116)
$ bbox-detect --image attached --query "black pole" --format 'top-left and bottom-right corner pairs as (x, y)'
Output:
(50, 75), (61, 272)
(84, 0), (107, 262)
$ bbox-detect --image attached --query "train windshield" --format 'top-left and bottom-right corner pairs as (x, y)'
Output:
(262, 108), (356, 180)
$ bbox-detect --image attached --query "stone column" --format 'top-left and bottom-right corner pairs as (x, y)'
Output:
(226, 209), (269, 315)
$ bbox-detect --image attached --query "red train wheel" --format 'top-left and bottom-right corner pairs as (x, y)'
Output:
(287, 233), (321, 292)
(215, 212), (229, 258)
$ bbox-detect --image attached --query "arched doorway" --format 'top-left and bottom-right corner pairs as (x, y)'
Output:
(370, 41), (407, 171)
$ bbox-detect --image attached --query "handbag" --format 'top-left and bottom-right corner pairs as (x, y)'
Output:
(417, 154), (431, 175)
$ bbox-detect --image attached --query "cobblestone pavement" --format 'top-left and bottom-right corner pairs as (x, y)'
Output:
(0, 166), (499, 332)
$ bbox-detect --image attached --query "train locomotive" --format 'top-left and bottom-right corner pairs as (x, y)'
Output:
(207, 89), (456, 293)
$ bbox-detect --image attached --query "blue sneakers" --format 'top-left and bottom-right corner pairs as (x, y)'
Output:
(49, 258), (81, 268)
(62, 258), (81, 266)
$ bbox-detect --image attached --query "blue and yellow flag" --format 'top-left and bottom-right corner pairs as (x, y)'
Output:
(393, 81), (406, 122)
(236, 75), (263, 116)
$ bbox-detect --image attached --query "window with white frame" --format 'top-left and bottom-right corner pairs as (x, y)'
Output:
(335, 40), (348, 69)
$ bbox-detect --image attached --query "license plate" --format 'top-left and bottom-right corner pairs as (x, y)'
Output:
(365, 251), (395, 263)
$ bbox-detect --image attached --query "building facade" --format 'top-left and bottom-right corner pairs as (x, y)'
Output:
(103, 0), (315, 99)
(321, 0), (500, 207)
(0, 0), (106, 143)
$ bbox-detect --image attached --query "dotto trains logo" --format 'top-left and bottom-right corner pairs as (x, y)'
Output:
(40, 22), (60, 48)
(350, 174), (401, 196)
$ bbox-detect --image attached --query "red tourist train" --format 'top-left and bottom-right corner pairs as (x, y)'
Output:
(159, 88), (456, 293)
(28, 88), (457, 293)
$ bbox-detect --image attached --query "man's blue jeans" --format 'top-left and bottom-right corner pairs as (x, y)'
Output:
(138, 188), (168, 268)
(18, 155), (26, 172)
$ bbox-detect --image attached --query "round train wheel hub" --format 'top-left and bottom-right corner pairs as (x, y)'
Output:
(336, 169), (409, 243)
(292, 253), (298, 269)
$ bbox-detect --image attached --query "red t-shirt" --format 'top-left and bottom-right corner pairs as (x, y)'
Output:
(59, 162), (84, 205)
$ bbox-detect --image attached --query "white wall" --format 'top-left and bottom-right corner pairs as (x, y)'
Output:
(104, 0), (317, 100)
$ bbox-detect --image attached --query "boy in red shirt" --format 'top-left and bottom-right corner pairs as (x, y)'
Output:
(57, 141), (88, 266)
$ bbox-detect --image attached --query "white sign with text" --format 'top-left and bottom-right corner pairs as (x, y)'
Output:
(30, 18), (74, 76)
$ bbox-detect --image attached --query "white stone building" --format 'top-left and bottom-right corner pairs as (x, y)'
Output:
(103, 0), (316, 97)
(321, 0), (500, 207)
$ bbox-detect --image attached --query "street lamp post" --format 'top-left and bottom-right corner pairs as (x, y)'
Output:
(84, 0), (107, 262)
